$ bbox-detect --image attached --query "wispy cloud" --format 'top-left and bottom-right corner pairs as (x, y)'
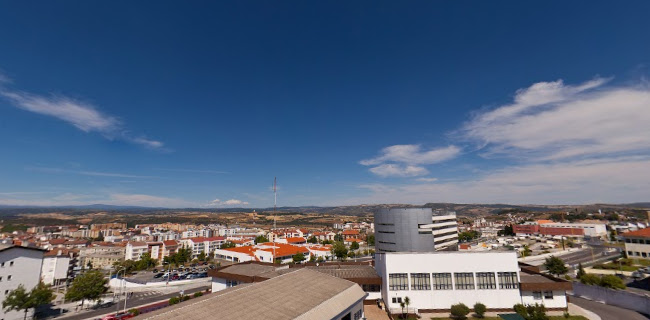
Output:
(360, 145), (460, 177)
(415, 177), (438, 182)
(26, 166), (157, 179)
(207, 198), (250, 207)
(153, 168), (229, 174)
(0, 72), (165, 149)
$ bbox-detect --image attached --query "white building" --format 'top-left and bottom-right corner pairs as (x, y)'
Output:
(125, 242), (148, 261)
(41, 249), (75, 286)
(0, 245), (46, 320)
(375, 252), (571, 316)
(179, 236), (226, 259)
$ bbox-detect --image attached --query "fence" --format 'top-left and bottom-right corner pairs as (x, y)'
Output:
(572, 282), (650, 314)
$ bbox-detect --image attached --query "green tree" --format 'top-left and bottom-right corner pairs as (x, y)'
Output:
(307, 236), (318, 244)
(367, 233), (375, 246)
(474, 302), (486, 318)
(65, 270), (108, 309)
(29, 282), (54, 319)
(521, 245), (532, 257)
(599, 275), (626, 289)
(450, 303), (470, 319)
(514, 303), (548, 320)
(350, 241), (360, 250)
(458, 230), (481, 242)
(309, 255), (316, 262)
(544, 256), (568, 277)
(292, 253), (306, 264)
(576, 263), (586, 279)
(399, 302), (405, 319)
(220, 242), (236, 249)
(334, 234), (343, 242)
(3, 285), (31, 320)
(579, 274), (600, 285)
(404, 296), (410, 318)
(331, 241), (348, 261)
(316, 256), (325, 263)
(254, 235), (269, 244)
(197, 251), (207, 262)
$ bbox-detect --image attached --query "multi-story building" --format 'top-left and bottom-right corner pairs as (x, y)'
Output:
(0, 245), (46, 320)
(41, 248), (77, 286)
(180, 236), (226, 259)
(125, 242), (149, 260)
(79, 244), (125, 269)
(213, 242), (310, 264)
(513, 221), (607, 238)
(622, 228), (650, 259)
(375, 208), (458, 253)
(375, 252), (572, 317)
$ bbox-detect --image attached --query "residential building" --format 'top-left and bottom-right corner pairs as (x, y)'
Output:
(213, 242), (310, 264)
(180, 236), (226, 259)
(135, 269), (366, 320)
(125, 242), (149, 260)
(622, 228), (650, 259)
(513, 221), (607, 238)
(79, 244), (125, 269)
(41, 249), (77, 286)
(375, 208), (458, 253)
(0, 245), (46, 320)
(161, 240), (179, 258)
(375, 251), (571, 316)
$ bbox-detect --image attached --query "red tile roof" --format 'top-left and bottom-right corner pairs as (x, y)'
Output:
(285, 237), (306, 244)
(342, 230), (360, 235)
(163, 240), (178, 246)
(188, 236), (226, 242)
(623, 228), (650, 238)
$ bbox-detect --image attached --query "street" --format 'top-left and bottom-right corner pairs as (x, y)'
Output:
(570, 296), (649, 320)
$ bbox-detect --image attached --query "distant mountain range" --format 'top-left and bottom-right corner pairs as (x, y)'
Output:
(0, 202), (648, 217)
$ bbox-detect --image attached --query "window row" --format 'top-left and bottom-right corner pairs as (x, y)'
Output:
(627, 251), (649, 258)
(388, 272), (518, 291)
(0, 261), (14, 267)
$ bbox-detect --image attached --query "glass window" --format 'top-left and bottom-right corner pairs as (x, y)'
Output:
(392, 297), (402, 303)
(8, 261), (12, 267)
(410, 273), (431, 290)
(476, 272), (497, 289)
(454, 272), (475, 290)
(389, 273), (408, 291)
(432, 273), (453, 290)
(533, 291), (542, 300)
(544, 290), (554, 299)
(498, 272), (519, 289)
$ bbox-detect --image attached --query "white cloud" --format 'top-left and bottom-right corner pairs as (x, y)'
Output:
(462, 78), (650, 160)
(415, 177), (438, 182)
(352, 156), (650, 205)
(207, 198), (249, 207)
(361, 145), (461, 166)
(0, 74), (164, 149)
(368, 164), (429, 177)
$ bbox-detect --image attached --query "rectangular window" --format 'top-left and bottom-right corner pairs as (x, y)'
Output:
(389, 273), (408, 291)
(8, 262), (13, 267)
(454, 272), (475, 290)
(6, 276), (9, 281)
(410, 273), (431, 290)
(533, 291), (542, 300)
(432, 273), (453, 290)
(498, 272), (519, 289)
(476, 272), (497, 289)
(544, 290), (554, 299)
(391, 297), (403, 304)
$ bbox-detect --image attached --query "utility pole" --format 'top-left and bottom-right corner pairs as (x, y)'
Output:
(273, 177), (277, 263)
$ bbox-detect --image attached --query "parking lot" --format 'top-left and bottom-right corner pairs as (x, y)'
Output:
(128, 264), (216, 283)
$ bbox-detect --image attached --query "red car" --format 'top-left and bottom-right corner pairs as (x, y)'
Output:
(102, 312), (134, 320)
(171, 274), (180, 281)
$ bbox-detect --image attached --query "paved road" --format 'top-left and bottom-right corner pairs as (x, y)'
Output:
(570, 296), (649, 320)
(47, 285), (210, 320)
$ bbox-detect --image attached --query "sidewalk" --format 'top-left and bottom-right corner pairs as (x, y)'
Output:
(568, 302), (601, 320)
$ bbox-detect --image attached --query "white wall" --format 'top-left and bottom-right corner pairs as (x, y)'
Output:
(377, 252), (522, 313)
(521, 290), (567, 309)
(0, 248), (44, 320)
(41, 256), (69, 285)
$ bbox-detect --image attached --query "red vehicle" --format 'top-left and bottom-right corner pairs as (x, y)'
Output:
(102, 312), (135, 320)
(171, 274), (180, 281)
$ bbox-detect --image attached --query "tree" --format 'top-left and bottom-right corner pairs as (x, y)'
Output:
(316, 256), (325, 263)
(576, 263), (586, 279)
(220, 242), (236, 249)
(404, 296), (410, 318)
(334, 234), (343, 242)
(255, 235), (269, 244)
(350, 241), (360, 250)
(3, 282), (55, 320)
(367, 233), (375, 246)
(458, 231), (481, 242)
(514, 303), (548, 320)
(309, 255), (316, 262)
(450, 303), (470, 319)
(498, 224), (515, 236)
(307, 236), (318, 244)
(544, 256), (568, 277)
(399, 302), (406, 319)
(579, 274), (600, 286)
(65, 270), (108, 309)
(197, 251), (207, 262)
(474, 302), (486, 318)
(3, 285), (31, 320)
(292, 253), (306, 264)
(521, 245), (532, 257)
(599, 275), (626, 289)
(331, 241), (348, 261)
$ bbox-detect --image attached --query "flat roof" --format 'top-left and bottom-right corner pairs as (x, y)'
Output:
(135, 269), (366, 320)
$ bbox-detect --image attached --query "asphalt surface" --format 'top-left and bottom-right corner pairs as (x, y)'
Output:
(570, 296), (649, 320)
(48, 285), (210, 320)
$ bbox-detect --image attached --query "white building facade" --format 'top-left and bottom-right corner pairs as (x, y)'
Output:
(0, 246), (45, 320)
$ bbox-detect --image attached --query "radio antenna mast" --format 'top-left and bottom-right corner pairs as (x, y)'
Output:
(273, 177), (277, 263)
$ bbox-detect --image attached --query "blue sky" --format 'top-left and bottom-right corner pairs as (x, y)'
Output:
(1, 1), (650, 208)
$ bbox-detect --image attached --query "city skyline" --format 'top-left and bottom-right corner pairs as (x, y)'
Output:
(1, 2), (650, 208)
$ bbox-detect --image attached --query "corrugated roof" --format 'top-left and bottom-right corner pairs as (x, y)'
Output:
(135, 269), (365, 320)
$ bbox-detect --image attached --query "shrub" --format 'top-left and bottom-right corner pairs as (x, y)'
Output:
(473, 302), (486, 318)
(168, 297), (180, 305)
(514, 303), (548, 320)
(513, 303), (527, 316)
(193, 291), (203, 298)
(579, 274), (600, 285)
(128, 308), (140, 316)
(181, 295), (191, 301)
(599, 275), (626, 289)
(450, 303), (470, 319)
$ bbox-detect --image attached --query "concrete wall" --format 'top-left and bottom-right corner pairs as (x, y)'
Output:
(573, 282), (650, 315)
(375, 208), (436, 253)
(521, 290), (567, 309)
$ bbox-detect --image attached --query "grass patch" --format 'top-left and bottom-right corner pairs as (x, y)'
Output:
(593, 262), (637, 272)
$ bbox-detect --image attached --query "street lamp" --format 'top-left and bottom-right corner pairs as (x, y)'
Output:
(115, 268), (126, 315)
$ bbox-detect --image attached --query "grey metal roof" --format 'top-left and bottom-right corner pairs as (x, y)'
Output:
(136, 269), (366, 320)
(306, 265), (380, 279)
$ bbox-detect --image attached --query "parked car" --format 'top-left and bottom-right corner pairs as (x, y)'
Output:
(153, 273), (164, 278)
(102, 312), (134, 320)
(152, 269), (158, 273)
(171, 274), (180, 281)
